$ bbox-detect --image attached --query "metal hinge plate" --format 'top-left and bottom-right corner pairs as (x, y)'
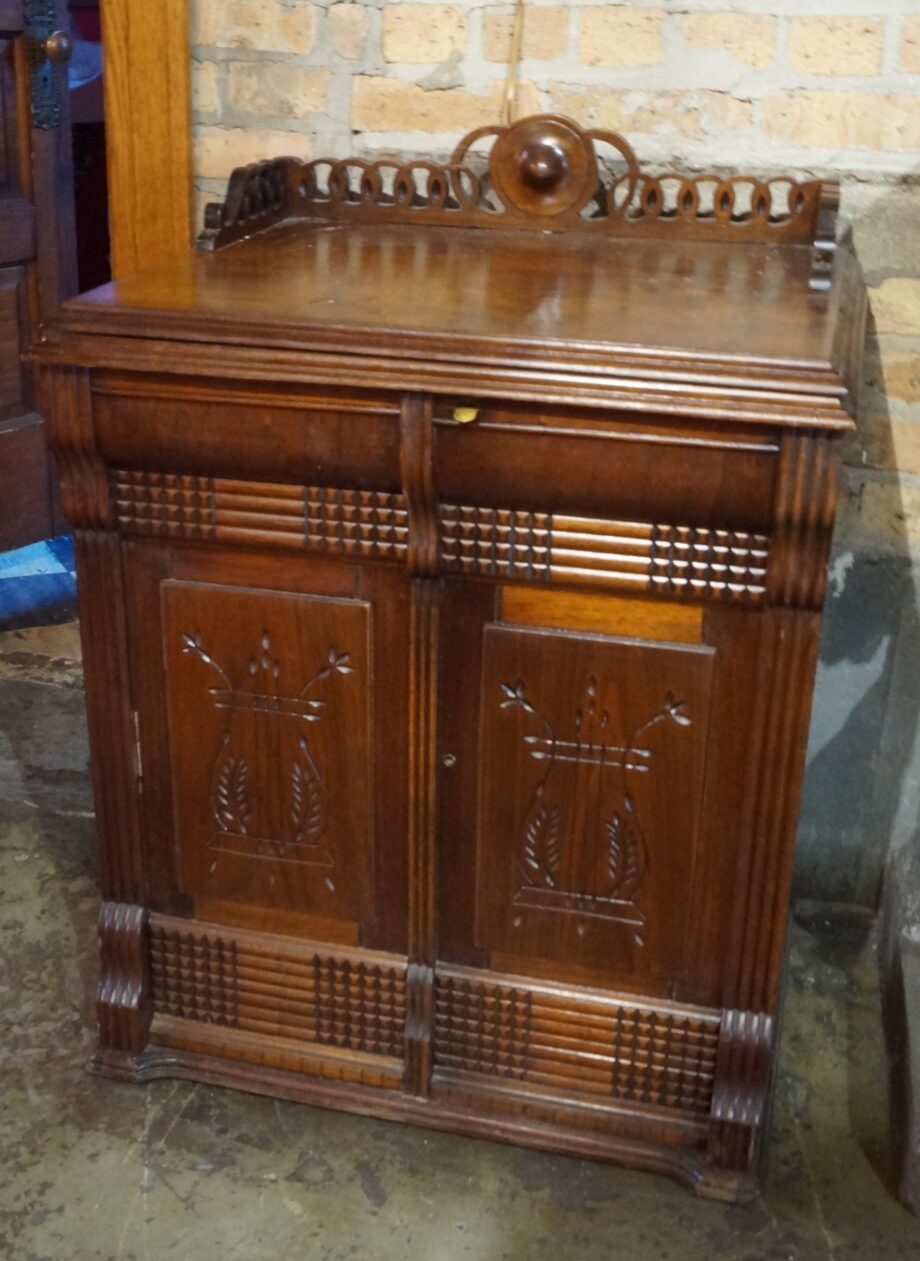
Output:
(132, 710), (143, 789)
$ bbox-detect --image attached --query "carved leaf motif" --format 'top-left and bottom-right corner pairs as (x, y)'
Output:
(524, 806), (544, 874)
(500, 678), (528, 710)
(214, 756), (252, 834)
(291, 736), (325, 844)
(545, 809), (562, 876)
(607, 794), (646, 899)
(663, 692), (691, 726)
(524, 800), (562, 887)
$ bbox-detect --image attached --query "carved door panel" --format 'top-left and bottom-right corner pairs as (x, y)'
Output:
(0, 1), (76, 551)
(436, 581), (754, 1005)
(125, 545), (409, 954)
(163, 580), (372, 920)
(476, 623), (714, 971)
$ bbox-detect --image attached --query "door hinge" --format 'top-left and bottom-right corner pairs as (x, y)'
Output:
(131, 709), (143, 789)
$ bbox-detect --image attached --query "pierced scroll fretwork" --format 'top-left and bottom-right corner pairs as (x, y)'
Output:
(200, 113), (838, 288)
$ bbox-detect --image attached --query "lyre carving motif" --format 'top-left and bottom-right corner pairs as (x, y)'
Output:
(500, 676), (691, 945)
(182, 630), (354, 883)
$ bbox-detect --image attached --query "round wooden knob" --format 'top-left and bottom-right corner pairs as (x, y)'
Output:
(520, 141), (566, 192)
(41, 30), (74, 64)
(490, 115), (598, 218)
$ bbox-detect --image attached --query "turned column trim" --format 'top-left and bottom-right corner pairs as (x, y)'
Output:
(400, 393), (440, 1097)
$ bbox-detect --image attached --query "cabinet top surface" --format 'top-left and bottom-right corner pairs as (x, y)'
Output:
(61, 222), (858, 386)
(45, 115), (865, 421)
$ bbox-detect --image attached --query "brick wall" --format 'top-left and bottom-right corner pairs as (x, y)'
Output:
(190, 3), (920, 172)
(189, 0), (920, 910)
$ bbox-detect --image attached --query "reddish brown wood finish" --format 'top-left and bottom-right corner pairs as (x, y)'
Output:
(35, 117), (866, 1201)
(198, 114), (838, 293)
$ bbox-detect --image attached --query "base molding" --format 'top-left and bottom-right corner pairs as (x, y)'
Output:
(87, 1039), (756, 1202)
(91, 911), (771, 1201)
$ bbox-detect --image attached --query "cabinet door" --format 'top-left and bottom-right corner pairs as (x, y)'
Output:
(436, 579), (761, 1008)
(125, 543), (410, 955)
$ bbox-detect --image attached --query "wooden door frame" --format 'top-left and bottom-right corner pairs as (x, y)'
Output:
(99, 0), (192, 277)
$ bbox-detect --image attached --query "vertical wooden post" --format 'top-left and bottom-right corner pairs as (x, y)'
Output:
(41, 364), (152, 1067)
(100, 0), (192, 276)
(399, 394), (440, 1097)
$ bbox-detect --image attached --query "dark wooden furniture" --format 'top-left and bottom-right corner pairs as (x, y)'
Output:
(1, 0), (76, 552)
(36, 115), (865, 1200)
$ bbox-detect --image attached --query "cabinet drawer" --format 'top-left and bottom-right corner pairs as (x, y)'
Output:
(92, 373), (402, 490)
(433, 400), (779, 534)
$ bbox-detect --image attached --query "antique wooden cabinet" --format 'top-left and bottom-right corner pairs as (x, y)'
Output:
(36, 116), (865, 1199)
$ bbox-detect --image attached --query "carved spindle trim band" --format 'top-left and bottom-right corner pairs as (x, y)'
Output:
(112, 471), (409, 561)
(149, 916), (407, 1060)
(441, 504), (770, 602)
(435, 965), (722, 1116)
(112, 469), (771, 605)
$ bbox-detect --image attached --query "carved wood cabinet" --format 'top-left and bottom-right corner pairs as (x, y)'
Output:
(36, 116), (866, 1199)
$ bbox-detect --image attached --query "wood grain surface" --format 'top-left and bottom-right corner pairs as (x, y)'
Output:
(37, 117), (867, 1201)
(100, 0), (192, 275)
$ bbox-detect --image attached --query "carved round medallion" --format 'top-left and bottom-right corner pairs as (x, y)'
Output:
(490, 116), (598, 218)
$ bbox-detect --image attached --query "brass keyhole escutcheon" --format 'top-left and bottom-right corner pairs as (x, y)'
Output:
(452, 406), (479, 425)
(26, 16), (75, 130)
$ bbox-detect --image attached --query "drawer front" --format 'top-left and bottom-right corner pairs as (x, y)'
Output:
(433, 400), (779, 531)
(433, 400), (779, 605)
(93, 373), (402, 490)
(95, 381), (793, 611)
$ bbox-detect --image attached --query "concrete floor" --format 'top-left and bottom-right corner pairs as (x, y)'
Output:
(0, 622), (918, 1261)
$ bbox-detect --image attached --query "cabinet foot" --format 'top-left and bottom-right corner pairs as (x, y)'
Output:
(96, 901), (152, 1058)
